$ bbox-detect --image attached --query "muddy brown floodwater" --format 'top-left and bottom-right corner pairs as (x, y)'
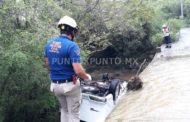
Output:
(106, 28), (190, 122)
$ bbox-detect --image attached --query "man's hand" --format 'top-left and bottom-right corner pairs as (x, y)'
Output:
(72, 63), (92, 82)
(84, 74), (92, 82)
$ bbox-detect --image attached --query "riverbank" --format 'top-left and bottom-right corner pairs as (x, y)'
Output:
(90, 68), (137, 81)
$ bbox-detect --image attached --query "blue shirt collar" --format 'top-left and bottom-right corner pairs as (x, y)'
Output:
(59, 35), (73, 41)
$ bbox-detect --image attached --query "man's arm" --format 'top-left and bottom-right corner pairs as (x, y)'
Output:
(72, 63), (91, 81)
(69, 42), (91, 81)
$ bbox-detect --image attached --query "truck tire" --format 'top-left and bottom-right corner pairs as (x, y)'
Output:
(109, 79), (120, 101)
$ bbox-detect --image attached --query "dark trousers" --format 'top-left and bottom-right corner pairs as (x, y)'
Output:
(164, 36), (172, 44)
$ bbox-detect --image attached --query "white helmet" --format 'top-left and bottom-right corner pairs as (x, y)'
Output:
(162, 24), (167, 28)
(58, 16), (77, 28)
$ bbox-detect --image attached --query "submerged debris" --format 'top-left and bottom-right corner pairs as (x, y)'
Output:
(127, 76), (143, 91)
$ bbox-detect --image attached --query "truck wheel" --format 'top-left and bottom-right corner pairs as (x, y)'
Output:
(109, 79), (120, 101)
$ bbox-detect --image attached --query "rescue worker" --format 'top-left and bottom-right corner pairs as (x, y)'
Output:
(162, 24), (172, 48)
(44, 15), (92, 122)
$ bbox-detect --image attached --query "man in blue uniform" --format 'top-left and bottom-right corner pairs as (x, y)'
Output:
(44, 16), (92, 122)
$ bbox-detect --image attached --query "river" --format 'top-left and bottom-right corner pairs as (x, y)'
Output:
(106, 28), (190, 122)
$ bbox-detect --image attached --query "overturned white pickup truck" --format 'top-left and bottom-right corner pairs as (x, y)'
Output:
(80, 73), (128, 122)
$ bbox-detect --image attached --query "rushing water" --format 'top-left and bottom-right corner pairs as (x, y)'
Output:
(106, 28), (190, 122)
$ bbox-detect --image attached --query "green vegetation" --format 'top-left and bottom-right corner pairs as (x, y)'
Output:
(150, 0), (190, 45)
(0, 0), (189, 121)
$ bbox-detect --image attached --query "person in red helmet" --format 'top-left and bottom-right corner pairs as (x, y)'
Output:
(44, 15), (92, 122)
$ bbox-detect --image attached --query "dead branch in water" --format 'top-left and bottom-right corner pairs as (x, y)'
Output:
(136, 59), (146, 76)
